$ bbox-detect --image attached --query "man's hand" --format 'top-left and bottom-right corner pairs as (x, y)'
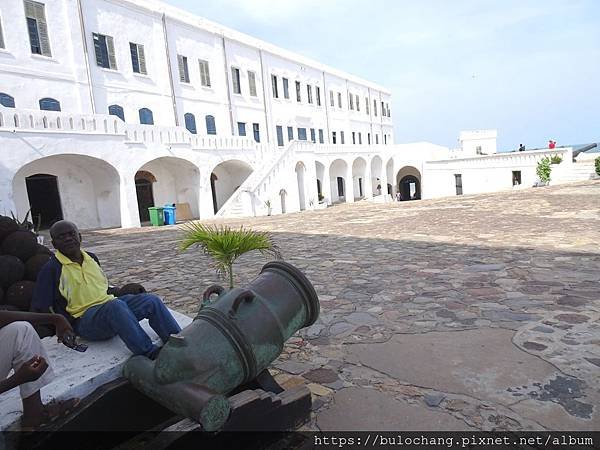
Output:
(14, 356), (48, 384)
(52, 314), (74, 343)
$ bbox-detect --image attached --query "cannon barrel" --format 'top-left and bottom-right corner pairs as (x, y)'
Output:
(123, 261), (319, 431)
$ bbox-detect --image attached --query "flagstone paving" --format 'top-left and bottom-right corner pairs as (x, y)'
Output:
(83, 180), (600, 431)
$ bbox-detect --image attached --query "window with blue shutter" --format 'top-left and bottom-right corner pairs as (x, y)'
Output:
(184, 113), (197, 134)
(93, 33), (117, 70)
(318, 129), (323, 144)
(287, 126), (293, 141)
(276, 126), (284, 147)
(39, 97), (60, 111)
(24, 1), (51, 57)
(0, 93), (15, 108)
(310, 128), (316, 143)
(108, 104), (124, 121)
(252, 123), (260, 142)
(130, 43), (146, 74)
(297, 128), (307, 141)
(205, 115), (216, 135)
(237, 122), (246, 136)
(139, 107), (153, 125)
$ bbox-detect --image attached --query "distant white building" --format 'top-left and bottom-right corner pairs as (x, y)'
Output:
(0, 0), (596, 229)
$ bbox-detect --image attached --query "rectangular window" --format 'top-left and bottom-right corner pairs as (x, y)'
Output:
(340, 131), (345, 144)
(295, 81), (301, 102)
(307, 85), (313, 104)
(24, 0), (51, 56)
(248, 70), (257, 96)
(93, 33), (117, 70)
(199, 60), (211, 87)
(297, 127), (307, 141)
(276, 125), (284, 146)
(316, 86), (321, 106)
(330, 90), (334, 107)
(129, 43), (147, 75)
(237, 122), (246, 136)
(384, 134), (387, 145)
(368, 133), (371, 145)
(386, 103), (390, 117)
(349, 93), (354, 110)
(375, 134), (379, 144)
(318, 129), (324, 144)
(366, 98), (369, 115)
(287, 126), (294, 141)
(310, 128), (316, 143)
(337, 92), (342, 108)
(373, 99), (378, 116)
(253, 122), (260, 142)
(271, 74), (278, 98)
(352, 132), (356, 144)
(381, 101), (386, 117)
(232, 67), (241, 94)
(356, 95), (360, 112)
(332, 131), (337, 144)
(177, 54), (189, 83)
(358, 132), (362, 145)
(455, 174), (463, 195)
(0, 18), (5, 49)
(283, 78), (289, 99)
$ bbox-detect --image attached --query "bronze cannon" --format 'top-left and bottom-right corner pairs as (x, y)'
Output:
(123, 261), (319, 431)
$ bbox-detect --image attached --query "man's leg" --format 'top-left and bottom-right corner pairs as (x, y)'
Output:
(120, 294), (182, 343)
(0, 322), (54, 424)
(75, 300), (155, 356)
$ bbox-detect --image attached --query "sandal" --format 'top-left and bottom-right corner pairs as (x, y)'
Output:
(21, 398), (80, 431)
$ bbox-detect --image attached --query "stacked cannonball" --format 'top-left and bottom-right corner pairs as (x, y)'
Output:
(0, 215), (53, 313)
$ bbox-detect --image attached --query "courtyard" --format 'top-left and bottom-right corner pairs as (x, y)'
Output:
(83, 180), (600, 431)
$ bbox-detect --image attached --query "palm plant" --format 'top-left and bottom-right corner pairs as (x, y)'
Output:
(179, 223), (280, 288)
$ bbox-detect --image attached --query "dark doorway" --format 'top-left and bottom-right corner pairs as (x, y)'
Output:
(135, 171), (156, 222)
(512, 171), (521, 186)
(399, 175), (421, 200)
(336, 177), (344, 198)
(210, 173), (218, 214)
(316, 179), (322, 197)
(358, 178), (363, 197)
(25, 174), (63, 229)
(455, 174), (463, 195)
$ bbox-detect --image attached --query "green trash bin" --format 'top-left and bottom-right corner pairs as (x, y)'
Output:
(148, 207), (165, 226)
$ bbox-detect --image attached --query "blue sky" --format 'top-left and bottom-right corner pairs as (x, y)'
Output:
(166, 0), (600, 151)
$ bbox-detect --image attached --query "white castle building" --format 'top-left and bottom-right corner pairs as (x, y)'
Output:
(0, 0), (597, 230)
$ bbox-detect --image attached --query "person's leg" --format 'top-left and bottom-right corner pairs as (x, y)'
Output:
(75, 300), (156, 356)
(120, 294), (182, 343)
(0, 322), (54, 425)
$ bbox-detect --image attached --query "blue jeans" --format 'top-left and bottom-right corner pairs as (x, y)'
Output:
(75, 294), (182, 356)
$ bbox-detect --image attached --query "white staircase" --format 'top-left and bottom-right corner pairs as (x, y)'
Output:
(216, 142), (298, 218)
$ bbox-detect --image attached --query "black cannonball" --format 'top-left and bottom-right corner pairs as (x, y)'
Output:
(5, 280), (36, 311)
(0, 255), (25, 289)
(25, 253), (51, 281)
(1, 230), (38, 262)
(0, 216), (19, 245)
(36, 244), (53, 256)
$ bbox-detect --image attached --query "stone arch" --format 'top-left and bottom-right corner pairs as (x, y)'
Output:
(136, 157), (201, 221)
(396, 166), (422, 201)
(329, 159), (348, 203)
(370, 155), (383, 196)
(315, 160), (326, 203)
(210, 159), (253, 213)
(12, 155), (121, 230)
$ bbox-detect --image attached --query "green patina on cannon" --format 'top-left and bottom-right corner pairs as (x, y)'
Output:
(123, 261), (319, 431)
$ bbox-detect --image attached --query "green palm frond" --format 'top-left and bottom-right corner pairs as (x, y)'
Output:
(179, 222), (280, 288)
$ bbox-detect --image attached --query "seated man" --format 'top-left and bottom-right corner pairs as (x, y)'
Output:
(0, 310), (79, 429)
(31, 220), (181, 359)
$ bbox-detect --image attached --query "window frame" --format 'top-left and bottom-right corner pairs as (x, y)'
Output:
(271, 74), (278, 98)
(231, 67), (241, 95)
(297, 127), (307, 141)
(184, 112), (197, 134)
(252, 122), (260, 142)
(276, 125), (284, 147)
(129, 42), (147, 75)
(287, 126), (294, 141)
(247, 70), (257, 96)
(39, 97), (60, 111)
(199, 60), (211, 87)
(282, 77), (289, 99)
(295, 81), (301, 102)
(177, 54), (190, 83)
(0, 93), (15, 108)
(24, 0), (51, 57)
(108, 104), (125, 121)
(307, 85), (313, 104)
(237, 121), (246, 136)
(138, 107), (154, 125)
(93, 32), (117, 70)
(205, 115), (217, 135)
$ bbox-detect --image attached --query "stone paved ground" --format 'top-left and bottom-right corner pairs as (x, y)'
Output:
(82, 180), (600, 431)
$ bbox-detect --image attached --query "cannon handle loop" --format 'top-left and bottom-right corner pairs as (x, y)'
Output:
(201, 285), (225, 311)
(228, 290), (255, 319)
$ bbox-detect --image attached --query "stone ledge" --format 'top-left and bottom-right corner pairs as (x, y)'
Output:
(0, 309), (192, 431)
